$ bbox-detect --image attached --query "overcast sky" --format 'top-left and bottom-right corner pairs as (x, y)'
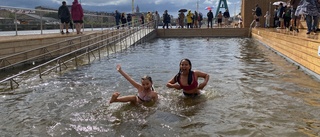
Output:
(2, 0), (242, 17)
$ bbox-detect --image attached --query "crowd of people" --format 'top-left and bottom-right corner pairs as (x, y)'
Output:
(176, 9), (232, 28)
(114, 10), (161, 29)
(112, 8), (239, 30)
(58, 0), (320, 35)
(254, 0), (320, 35)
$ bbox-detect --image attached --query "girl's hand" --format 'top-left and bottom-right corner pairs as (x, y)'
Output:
(198, 83), (205, 89)
(116, 64), (121, 71)
(173, 84), (182, 90)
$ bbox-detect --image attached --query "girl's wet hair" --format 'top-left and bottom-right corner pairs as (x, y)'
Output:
(141, 75), (154, 90)
(141, 75), (152, 83)
(175, 58), (193, 85)
(180, 58), (192, 70)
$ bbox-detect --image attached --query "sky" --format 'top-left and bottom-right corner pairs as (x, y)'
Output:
(1, 0), (242, 17)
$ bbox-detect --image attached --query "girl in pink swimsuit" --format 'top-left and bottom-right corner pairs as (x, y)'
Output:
(166, 58), (210, 97)
(109, 64), (158, 104)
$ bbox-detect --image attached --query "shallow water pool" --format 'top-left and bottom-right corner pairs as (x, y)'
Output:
(1, 38), (320, 137)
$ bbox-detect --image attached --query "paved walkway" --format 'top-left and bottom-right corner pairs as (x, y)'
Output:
(1, 27), (318, 43)
(254, 26), (320, 41)
(0, 28), (108, 42)
(0, 33), (73, 42)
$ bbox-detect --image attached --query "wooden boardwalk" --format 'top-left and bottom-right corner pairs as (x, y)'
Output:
(252, 27), (320, 80)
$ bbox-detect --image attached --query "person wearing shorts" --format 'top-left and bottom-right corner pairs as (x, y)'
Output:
(290, 0), (301, 32)
(217, 11), (223, 28)
(58, 1), (70, 34)
(71, 0), (84, 34)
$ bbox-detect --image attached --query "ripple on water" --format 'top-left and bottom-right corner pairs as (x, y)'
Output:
(1, 38), (320, 136)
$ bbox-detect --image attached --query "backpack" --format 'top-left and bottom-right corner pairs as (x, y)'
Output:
(285, 9), (291, 17)
(199, 14), (203, 21)
(256, 7), (262, 16)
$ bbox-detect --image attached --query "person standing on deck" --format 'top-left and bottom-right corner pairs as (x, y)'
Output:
(120, 13), (127, 28)
(153, 11), (160, 29)
(264, 11), (270, 28)
(178, 11), (185, 28)
(290, 0), (302, 32)
(296, 0), (319, 34)
(162, 10), (170, 29)
(217, 11), (223, 28)
(58, 1), (70, 34)
(207, 10), (214, 28)
(71, 0), (84, 34)
(114, 10), (121, 29)
(223, 9), (230, 27)
(186, 10), (194, 28)
(276, 3), (285, 29)
(198, 12), (203, 28)
(127, 13), (132, 29)
(252, 4), (262, 28)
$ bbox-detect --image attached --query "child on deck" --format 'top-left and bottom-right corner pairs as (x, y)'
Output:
(109, 64), (158, 104)
(264, 11), (270, 28)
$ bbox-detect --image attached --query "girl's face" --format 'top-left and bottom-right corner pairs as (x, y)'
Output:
(141, 79), (152, 91)
(180, 60), (191, 73)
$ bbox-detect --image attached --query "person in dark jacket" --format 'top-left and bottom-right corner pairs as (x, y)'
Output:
(163, 10), (170, 29)
(223, 9), (230, 27)
(277, 3), (285, 29)
(253, 4), (262, 27)
(127, 14), (132, 28)
(114, 10), (121, 29)
(198, 12), (203, 28)
(207, 10), (214, 28)
(121, 13), (127, 28)
(58, 1), (70, 34)
(140, 14), (145, 27)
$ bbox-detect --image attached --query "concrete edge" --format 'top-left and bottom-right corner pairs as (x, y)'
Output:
(253, 37), (320, 82)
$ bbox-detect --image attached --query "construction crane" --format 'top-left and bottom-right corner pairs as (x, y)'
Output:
(215, 0), (229, 17)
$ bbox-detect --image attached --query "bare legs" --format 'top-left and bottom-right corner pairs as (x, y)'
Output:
(60, 23), (64, 33)
(75, 23), (82, 34)
(295, 18), (300, 32)
(60, 23), (69, 34)
(109, 92), (137, 104)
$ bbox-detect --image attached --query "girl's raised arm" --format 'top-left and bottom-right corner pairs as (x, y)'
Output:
(117, 64), (141, 89)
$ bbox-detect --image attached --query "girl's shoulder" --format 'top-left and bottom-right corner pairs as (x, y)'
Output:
(193, 70), (200, 74)
(193, 70), (207, 76)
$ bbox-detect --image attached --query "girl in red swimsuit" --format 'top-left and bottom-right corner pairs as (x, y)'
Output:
(109, 64), (158, 104)
(166, 58), (210, 97)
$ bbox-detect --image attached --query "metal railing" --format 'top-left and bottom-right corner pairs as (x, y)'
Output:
(0, 19), (155, 90)
(248, 19), (256, 37)
(0, 6), (115, 35)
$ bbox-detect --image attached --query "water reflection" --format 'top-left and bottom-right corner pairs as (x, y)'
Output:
(0, 38), (320, 136)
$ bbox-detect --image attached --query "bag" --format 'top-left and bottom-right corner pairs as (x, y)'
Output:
(295, 0), (307, 16)
(285, 9), (291, 17)
(256, 7), (262, 16)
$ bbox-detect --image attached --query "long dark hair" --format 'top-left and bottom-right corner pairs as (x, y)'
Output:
(175, 58), (193, 85)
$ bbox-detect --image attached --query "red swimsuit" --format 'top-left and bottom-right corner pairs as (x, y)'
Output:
(178, 73), (198, 91)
